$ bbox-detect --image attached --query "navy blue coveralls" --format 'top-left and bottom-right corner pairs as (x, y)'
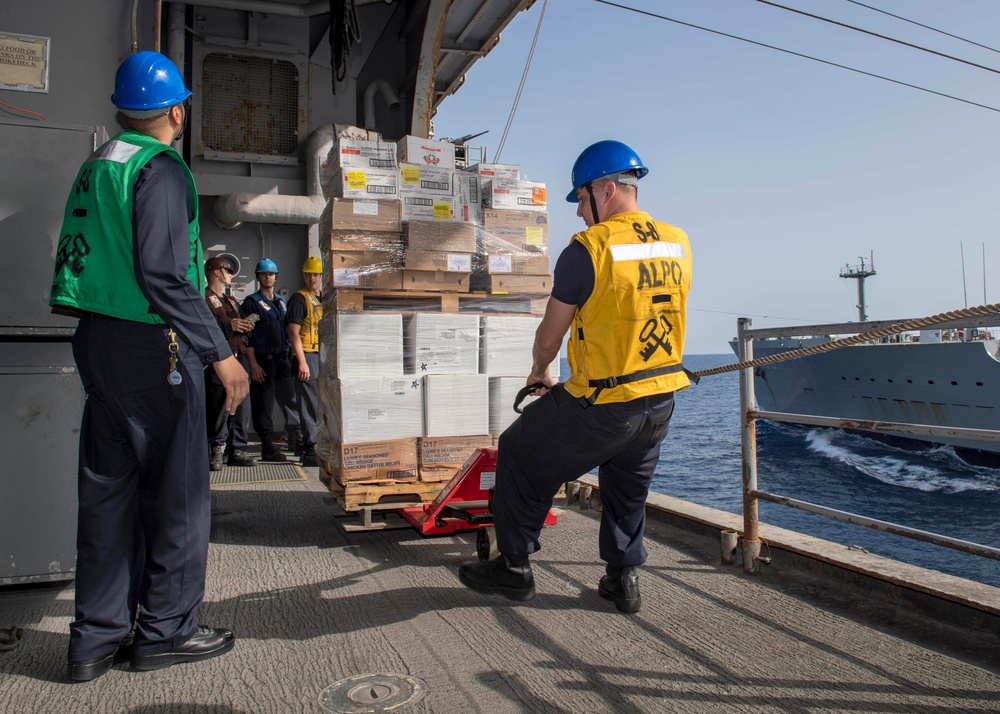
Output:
(69, 154), (232, 662)
(241, 291), (297, 444)
(492, 240), (676, 568)
(286, 291), (320, 451)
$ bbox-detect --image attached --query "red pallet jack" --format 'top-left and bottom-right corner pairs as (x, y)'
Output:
(399, 446), (558, 560)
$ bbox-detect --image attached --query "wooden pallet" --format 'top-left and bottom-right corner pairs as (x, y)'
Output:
(326, 476), (444, 511)
(327, 288), (546, 316)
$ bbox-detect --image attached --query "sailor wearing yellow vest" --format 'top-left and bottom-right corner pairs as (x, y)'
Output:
(460, 141), (691, 614)
(50, 51), (243, 682)
(287, 256), (323, 467)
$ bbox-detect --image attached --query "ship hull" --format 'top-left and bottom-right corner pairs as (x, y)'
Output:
(731, 338), (1000, 461)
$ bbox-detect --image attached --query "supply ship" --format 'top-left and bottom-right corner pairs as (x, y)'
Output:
(731, 258), (1000, 463)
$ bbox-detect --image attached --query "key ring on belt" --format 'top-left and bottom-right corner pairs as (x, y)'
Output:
(167, 329), (183, 385)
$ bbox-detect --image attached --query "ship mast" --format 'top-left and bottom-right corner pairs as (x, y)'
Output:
(840, 252), (876, 322)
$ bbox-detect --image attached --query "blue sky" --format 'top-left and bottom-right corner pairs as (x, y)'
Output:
(433, 0), (1000, 354)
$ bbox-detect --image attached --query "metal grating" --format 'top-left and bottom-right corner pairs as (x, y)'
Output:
(210, 461), (307, 487)
(201, 53), (299, 156)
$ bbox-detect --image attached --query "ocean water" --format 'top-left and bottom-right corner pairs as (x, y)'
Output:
(561, 354), (1000, 588)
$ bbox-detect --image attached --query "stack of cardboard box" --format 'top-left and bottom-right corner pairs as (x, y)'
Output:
(316, 129), (559, 497)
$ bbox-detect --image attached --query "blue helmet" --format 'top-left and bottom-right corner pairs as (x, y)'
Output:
(255, 258), (279, 274)
(566, 140), (648, 202)
(111, 51), (192, 112)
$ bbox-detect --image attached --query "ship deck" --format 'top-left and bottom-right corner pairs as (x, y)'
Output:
(2, 460), (1000, 713)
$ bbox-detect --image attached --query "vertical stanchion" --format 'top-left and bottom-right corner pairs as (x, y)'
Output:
(738, 318), (761, 574)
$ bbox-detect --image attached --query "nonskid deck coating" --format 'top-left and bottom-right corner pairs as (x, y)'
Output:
(1, 472), (999, 713)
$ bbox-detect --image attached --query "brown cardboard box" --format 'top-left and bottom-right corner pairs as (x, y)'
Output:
(324, 250), (403, 290)
(323, 198), (402, 232)
(470, 273), (551, 294)
(418, 435), (492, 482)
(405, 220), (477, 252)
(474, 252), (551, 275)
(325, 438), (419, 484)
(404, 249), (473, 273)
(481, 210), (549, 252)
(325, 229), (402, 253)
(402, 270), (471, 293)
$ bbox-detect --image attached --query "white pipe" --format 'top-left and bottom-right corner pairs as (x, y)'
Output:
(363, 79), (400, 130)
(213, 124), (335, 228)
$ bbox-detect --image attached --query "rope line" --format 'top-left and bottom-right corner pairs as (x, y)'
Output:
(692, 303), (1000, 379)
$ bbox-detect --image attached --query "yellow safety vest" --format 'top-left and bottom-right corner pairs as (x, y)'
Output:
(565, 210), (692, 405)
(296, 289), (322, 353)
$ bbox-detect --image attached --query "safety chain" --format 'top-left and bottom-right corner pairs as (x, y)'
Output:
(692, 302), (1000, 379)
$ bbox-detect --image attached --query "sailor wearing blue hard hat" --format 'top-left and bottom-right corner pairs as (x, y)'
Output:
(459, 140), (693, 616)
(52, 51), (242, 682)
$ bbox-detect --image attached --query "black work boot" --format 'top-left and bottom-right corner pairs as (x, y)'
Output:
(287, 427), (303, 456)
(226, 448), (257, 467)
(209, 444), (224, 472)
(260, 438), (287, 463)
(598, 565), (642, 613)
(458, 554), (535, 601)
(300, 445), (318, 467)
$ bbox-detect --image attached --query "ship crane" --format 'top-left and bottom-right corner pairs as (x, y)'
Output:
(840, 252), (876, 322)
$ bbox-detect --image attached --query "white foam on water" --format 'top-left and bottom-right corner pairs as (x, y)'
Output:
(803, 429), (999, 494)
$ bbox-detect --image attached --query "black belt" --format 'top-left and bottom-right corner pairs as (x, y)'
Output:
(582, 363), (698, 407)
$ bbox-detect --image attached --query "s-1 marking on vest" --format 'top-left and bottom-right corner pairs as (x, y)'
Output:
(55, 233), (90, 276)
(632, 221), (660, 243)
(638, 315), (673, 361)
(637, 260), (683, 290)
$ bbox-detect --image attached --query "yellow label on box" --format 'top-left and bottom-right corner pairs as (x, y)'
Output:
(525, 227), (544, 245)
(401, 167), (422, 184)
(433, 202), (452, 220)
(346, 171), (367, 189)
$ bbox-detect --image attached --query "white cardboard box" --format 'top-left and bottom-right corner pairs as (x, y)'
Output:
(331, 138), (397, 170)
(465, 163), (520, 181)
(333, 376), (423, 442)
(329, 167), (400, 200)
(489, 376), (538, 435)
(399, 163), (454, 196)
(482, 178), (547, 212)
(479, 315), (560, 377)
(397, 135), (456, 169)
(423, 374), (489, 437)
(401, 195), (456, 222)
(320, 312), (403, 377)
(404, 314), (480, 375)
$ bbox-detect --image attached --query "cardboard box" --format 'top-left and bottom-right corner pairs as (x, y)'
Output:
(401, 195), (456, 222)
(330, 168), (400, 200)
(326, 376), (423, 442)
(399, 163), (453, 196)
(423, 374), (489, 437)
(418, 435), (492, 482)
(464, 163), (520, 181)
(482, 179), (547, 212)
(453, 172), (481, 205)
(489, 377), (537, 435)
(475, 252), (551, 275)
(470, 273), (550, 294)
(404, 249), (473, 273)
(405, 221), (477, 252)
(402, 270), (470, 293)
(325, 229), (402, 253)
(324, 250), (403, 290)
(397, 135), (456, 169)
(331, 138), (397, 170)
(319, 313), (403, 376)
(404, 314), (480, 375)
(322, 198), (402, 233)
(481, 209), (550, 252)
(480, 315), (558, 377)
(326, 438), (419, 484)
(454, 203), (481, 224)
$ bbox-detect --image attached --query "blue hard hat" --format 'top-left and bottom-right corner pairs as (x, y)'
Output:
(566, 140), (649, 202)
(111, 51), (192, 111)
(255, 258), (279, 274)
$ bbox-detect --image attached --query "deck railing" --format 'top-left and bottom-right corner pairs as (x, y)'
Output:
(733, 314), (1000, 573)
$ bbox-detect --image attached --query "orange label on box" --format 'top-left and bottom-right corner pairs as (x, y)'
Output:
(531, 186), (547, 205)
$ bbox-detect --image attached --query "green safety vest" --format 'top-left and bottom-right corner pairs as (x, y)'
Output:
(49, 130), (203, 324)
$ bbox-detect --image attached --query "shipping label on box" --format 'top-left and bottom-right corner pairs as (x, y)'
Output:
(418, 435), (492, 481)
(402, 270), (470, 293)
(483, 179), (547, 212)
(330, 168), (400, 200)
(404, 249), (472, 273)
(397, 135), (456, 169)
(332, 138), (398, 170)
(399, 163), (453, 196)
(323, 198), (402, 232)
(401, 195), (455, 222)
(331, 438), (418, 483)
(405, 221), (477, 252)
(476, 253), (551, 275)
(464, 163), (520, 181)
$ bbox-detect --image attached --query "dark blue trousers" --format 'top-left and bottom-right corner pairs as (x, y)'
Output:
(494, 384), (674, 567)
(206, 354), (249, 449)
(70, 314), (209, 660)
(294, 352), (319, 447)
(249, 351), (297, 442)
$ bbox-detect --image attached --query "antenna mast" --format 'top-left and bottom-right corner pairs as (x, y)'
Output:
(839, 252), (876, 322)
